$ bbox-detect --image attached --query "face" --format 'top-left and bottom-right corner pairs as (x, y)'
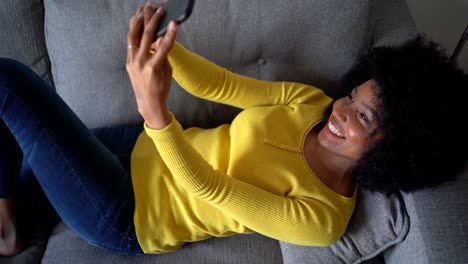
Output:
(317, 79), (383, 161)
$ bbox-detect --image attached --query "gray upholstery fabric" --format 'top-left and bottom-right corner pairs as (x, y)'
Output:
(44, 0), (143, 129)
(384, 164), (468, 264)
(0, 0), (54, 88)
(43, 0), (414, 129)
(0, 229), (50, 264)
(280, 190), (409, 264)
(370, 0), (417, 47)
(42, 222), (283, 264)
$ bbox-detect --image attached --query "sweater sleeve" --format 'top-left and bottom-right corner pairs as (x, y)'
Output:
(144, 114), (348, 246)
(168, 42), (331, 109)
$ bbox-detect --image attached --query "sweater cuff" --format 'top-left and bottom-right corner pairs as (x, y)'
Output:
(143, 112), (184, 142)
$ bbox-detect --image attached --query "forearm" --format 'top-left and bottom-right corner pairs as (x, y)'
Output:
(168, 42), (331, 109)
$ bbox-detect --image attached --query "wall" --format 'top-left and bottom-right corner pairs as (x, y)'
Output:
(404, 0), (468, 72)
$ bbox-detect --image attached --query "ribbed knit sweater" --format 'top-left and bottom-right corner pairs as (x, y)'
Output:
(130, 42), (356, 254)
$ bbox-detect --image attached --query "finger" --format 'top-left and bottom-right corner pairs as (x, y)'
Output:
(145, 0), (161, 9)
(127, 8), (145, 62)
(128, 6), (144, 44)
(151, 21), (179, 64)
(139, 7), (166, 54)
(135, 5), (144, 16)
(155, 38), (163, 50)
(148, 38), (162, 54)
(143, 2), (158, 26)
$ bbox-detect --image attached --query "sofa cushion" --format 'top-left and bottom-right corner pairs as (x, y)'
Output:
(383, 165), (468, 264)
(0, 0), (54, 88)
(44, 0), (141, 129)
(42, 221), (283, 264)
(44, 0), (376, 129)
(280, 189), (409, 264)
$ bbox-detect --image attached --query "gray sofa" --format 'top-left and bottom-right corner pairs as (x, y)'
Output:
(1, 0), (467, 263)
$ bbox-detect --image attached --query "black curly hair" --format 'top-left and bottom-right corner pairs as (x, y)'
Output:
(339, 34), (468, 195)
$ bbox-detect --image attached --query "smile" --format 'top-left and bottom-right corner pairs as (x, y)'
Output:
(328, 121), (345, 138)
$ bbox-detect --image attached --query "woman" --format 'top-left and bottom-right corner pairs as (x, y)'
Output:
(0, 4), (467, 256)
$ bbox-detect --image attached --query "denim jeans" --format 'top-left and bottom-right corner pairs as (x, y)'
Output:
(0, 58), (144, 255)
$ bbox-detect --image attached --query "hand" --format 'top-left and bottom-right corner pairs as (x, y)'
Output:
(126, 4), (179, 129)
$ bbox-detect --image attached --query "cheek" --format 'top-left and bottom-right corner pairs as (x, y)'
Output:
(345, 121), (367, 140)
(346, 123), (375, 152)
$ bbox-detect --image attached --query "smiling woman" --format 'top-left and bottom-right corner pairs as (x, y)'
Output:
(0, 3), (467, 258)
(308, 79), (385, 197)
(317, 79), (383, 161)
(337, 35), (468, 195)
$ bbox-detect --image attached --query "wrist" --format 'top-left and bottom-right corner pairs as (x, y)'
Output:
(145, 109), (172, 130)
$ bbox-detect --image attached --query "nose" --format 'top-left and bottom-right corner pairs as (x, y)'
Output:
(333, 99), (348, 123)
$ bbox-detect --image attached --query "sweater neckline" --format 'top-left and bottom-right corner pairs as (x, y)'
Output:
(300, 116), (357, 201)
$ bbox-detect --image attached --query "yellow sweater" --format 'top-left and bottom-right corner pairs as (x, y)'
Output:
(130, 42), (356, 254)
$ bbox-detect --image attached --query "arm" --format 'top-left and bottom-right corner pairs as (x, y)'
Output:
(144, 115), (348, 246)
(169, 42), (331, 109)
(126, 6), (330, 129)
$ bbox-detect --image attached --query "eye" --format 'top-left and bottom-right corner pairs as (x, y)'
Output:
(359, 112), (369, 122)
(348, 91), (371, 123)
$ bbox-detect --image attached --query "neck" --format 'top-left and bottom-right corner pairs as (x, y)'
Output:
(314, 145), (356, 183)
(304, 131), (357, 195)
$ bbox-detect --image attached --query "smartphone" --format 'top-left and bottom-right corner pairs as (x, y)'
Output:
(153, 0), (195, 40)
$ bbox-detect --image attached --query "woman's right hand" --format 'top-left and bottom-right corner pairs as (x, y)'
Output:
(126, 4), (179, 129)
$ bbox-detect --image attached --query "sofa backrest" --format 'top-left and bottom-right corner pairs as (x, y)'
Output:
(1, 0), (416, 129)
(0, 0), (54, 88)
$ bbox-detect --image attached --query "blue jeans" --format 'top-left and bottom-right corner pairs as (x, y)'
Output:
(0, 58), (144, 255)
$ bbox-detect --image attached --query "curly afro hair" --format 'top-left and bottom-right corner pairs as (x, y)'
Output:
(338, 34), (468, 195)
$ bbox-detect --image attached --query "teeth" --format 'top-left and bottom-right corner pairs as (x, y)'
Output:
(328, 122), (344, 138)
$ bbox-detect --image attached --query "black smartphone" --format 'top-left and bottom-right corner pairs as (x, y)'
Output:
(154, 0), (195, 40)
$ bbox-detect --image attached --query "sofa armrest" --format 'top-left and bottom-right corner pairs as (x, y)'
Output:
(384, 164), (468, 264)
(370, 0), (418, 47)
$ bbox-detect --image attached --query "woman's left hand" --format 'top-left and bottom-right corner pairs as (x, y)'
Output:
(126, 5), (179, 129)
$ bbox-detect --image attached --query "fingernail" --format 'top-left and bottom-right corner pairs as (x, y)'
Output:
(169, 21), (178, 30)
(145, 0), (156, 8)
(133, 13), (142, 20)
